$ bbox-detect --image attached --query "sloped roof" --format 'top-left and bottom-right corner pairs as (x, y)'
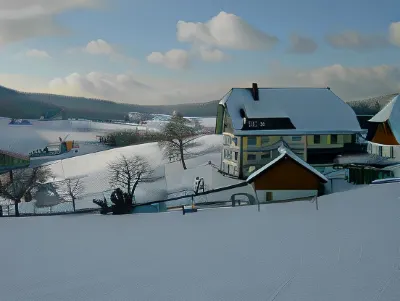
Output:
(219, 87), (362, 135)
(368, 95), (400, 143)
(368, 95), (398, 123)
(246, 145), (328, 183)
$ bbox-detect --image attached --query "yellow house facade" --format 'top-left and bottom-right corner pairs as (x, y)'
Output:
(222, 133), (355, 178)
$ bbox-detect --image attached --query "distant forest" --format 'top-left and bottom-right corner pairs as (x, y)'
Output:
(0, 84), (396, 120)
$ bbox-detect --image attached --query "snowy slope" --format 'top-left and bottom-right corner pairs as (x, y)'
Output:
(8, 135), (224, 213)
(1, 183), (399, 301)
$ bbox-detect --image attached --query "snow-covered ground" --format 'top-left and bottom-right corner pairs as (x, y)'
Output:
(0, 117), (146, 155)
(1, 182), (399, 301)
(5, 134), (225, 214)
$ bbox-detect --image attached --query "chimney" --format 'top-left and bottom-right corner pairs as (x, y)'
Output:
(252, 83), (259, 101)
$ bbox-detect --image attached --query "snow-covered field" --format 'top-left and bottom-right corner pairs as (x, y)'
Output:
(1, 182), (399, 301)
(0, 116), (215, 155)
(0, 117), (145, 155)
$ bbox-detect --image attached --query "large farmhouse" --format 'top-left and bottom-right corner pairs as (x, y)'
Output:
(215, 83), (363, 179)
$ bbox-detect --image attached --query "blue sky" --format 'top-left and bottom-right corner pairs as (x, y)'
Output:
(0, 0), (399, 104)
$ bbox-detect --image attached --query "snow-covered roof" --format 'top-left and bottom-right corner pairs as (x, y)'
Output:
(368, 95), (400, 142)
(219, 87), (362, 135)
(247, 145), (328, 183)
(368, 95), (399, 123)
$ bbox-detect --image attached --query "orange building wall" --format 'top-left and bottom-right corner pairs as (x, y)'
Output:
(253, 156), (324, 190)
(371, 122), (400, 145)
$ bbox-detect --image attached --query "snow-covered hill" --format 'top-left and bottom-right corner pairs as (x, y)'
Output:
(1, 182), (399, 301)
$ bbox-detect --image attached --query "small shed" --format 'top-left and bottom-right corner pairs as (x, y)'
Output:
(246, 146), (328, 202)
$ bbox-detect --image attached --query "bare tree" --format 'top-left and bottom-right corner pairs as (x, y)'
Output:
(54, 177), (85, 212)
(107, 155), (154, 203)
(0, 166), (53, 217)
(159, 114), (203, 170)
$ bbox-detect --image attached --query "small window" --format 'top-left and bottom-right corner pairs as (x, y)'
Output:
(261, 136), (270, 145)
(292, 136), (302, 142)
(234, 152), (238, 161)
(331, 134), (338, 144)
(314, 135), (321, 144)
(379, 146), (383, 157)
(232, 137), (238, 146)
(247, 137), (257, 146)
(247, 154), (256, 161)
(261, 152), (271, 160)
(390, 146), (394, 158)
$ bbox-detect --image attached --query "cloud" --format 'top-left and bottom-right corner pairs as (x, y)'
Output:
(0, 0), (101, 45)
(68, 39), (137, 66)
(325, 30), (389, 51)
(287, 34), (317, 54)
(84, 39), (115, 55)
(197, 46), (229, 62)
(389, 22), (400, 47)
(47, 71), (229, 104)
(2, 64), (399, 105)
(25, 49), (51, 58)
(177, 11), (278, 51)
(255, 64), (400, 101)
(147, 49), (190, 70)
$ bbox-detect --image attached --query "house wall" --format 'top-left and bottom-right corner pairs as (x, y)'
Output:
(221, 132), (241, 177)
(371, 122), (399, 145)
(255, 189), (317, 202)
(238, 134), (353, 178)
(367, 142), (400, 161)
(253, 157), (322, 190)
(306, 134), (347, 148)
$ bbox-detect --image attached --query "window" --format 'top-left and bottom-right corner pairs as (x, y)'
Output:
(266, 192), (273, 202)
(233, 166), (238, 176)
(247, 137), (257, 146)
(261, 136), (270, 145)
(234, 152), (238, 161)
(247, 154), (256, 161)
(224, 150), (232, 159)
(390, 146), (394, 158)
(314, 135), (321, 144)
(232, 137), (238, 146)
(331, 134), (338, 144)
(292, 136), (302, 142)
(379, 146), (383, 157)
(261, 152), (271, 160)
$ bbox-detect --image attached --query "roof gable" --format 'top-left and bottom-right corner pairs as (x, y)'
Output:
(220, 87), (361, 134)
(246, 145), (328, 183)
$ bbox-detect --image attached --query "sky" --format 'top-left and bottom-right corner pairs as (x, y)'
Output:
(0, 0), (399, 105)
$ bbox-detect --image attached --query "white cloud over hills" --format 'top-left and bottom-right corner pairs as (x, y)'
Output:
(2, 63), (399, 106)
(0, 0), (101, 45)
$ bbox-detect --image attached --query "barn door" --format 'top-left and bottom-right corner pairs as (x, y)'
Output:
(266, 192), (273, 202)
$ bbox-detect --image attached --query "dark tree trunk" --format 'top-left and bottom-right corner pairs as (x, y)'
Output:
(72, 197), (76, 212)
(179, 142), (187, 170)
(14, 201), (20, 217)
